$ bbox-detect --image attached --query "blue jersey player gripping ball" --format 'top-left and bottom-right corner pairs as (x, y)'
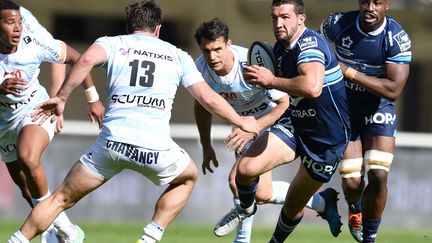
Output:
(320, 0), (411, 242)
(194, 17), (344, 243)
(214, 0), (351, 242)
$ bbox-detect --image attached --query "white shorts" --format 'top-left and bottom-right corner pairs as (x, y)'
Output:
(80, 136), (191, 186)
(0, 114), (56, 163)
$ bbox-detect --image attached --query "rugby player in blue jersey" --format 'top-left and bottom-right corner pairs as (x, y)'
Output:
(214, 0), (351, 242)
(320, 1), (411, 242)
(8, 1), (260, 243)
(195, 17), (345, 242)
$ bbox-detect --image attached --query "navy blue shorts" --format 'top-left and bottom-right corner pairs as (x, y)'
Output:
(270, 124), (347, 183)
(349, 102), (397, 141)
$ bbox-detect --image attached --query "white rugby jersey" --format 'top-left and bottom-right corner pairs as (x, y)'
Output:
(195, 45), (286, 118)
(0, 10), (66, 133)
(20, 7), (52, 37)
(95, 34), (204, 149)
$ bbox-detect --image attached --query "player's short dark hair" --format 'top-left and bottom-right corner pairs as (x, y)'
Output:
(194, 17), (229, 46)
(125, 0), (162, 33)
(0, 0), (20, 17)
(271, 0), (305, 15)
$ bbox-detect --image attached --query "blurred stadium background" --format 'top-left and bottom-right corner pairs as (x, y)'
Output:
(1, 0), (432, 236)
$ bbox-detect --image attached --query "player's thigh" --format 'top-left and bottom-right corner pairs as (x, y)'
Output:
(238, 132), (295, 177)
(170, 158), (198, 185)
(363, 133), (395, 153)
(343, 140), (363, 159)
(56, 162), (106, 205)
(17, 124), (50, 161)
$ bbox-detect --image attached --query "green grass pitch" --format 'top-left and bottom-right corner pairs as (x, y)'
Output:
(1, 220), (431, 242)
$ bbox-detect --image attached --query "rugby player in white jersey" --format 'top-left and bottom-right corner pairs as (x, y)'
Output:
(8, 1), (259, 243)
(0, 0), (104, 242)
(194, 17), (344, 242)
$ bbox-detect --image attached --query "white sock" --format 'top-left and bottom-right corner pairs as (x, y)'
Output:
(8, 230), (30, 243)
(306, 193), (325, 212)
(234, 198), (253, 243)
(271, 181), (290, 204)
(31, 191), (73, 231)
(142, 221), (164, 242)
(31, 191), (51, 206)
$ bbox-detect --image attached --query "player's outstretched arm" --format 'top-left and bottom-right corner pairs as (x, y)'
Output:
(64, 44), (105, 128)
(194, 100), (219, 174)
(188, 81), (260, 136)
(225, 94), (289, 153)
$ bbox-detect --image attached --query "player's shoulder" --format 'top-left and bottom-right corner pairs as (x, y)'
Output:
(385, 16), (411, 52)
(231, 44), (248, 54)
(386, 15), (408, 33)
(231, 44), (248, 63)
(322, 11), (357, 29)
(194, 54), (206, 72)
(296, 29), (327, 51)
(19, 6), (32, 17)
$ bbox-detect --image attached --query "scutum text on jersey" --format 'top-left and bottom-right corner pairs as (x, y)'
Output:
(111, 94), (166, 110)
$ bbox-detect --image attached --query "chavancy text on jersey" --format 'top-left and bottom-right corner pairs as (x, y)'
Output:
(274, 28), (350, 147)
(195, 45), (286, 118)
(95, 34), (204, 150)
(320, 11), (412, 108)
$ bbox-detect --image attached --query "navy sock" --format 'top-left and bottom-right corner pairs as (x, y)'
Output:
(348, 198), (362, 213)
(362, 217), (381, 243)
(269, 208), (303, 243)
(236, 178), (259, 209)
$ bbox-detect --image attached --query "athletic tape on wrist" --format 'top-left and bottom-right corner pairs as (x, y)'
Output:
(345, 67), (358, 80)
(85, 86), (99, 103)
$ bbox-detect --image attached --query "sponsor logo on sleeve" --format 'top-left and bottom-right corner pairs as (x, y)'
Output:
(393, 30), (411, 52)
(298, 36), (318, 51)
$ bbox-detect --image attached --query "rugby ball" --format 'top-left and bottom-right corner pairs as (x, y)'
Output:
(247, 41), (277, 74)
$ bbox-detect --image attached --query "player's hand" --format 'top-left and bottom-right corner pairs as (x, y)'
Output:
(0, 76), (26, 95)
(238, 116), (260, 137)
(201, 146), (219, 175)
(225, 128), (256, 154)
(55, 114), (64, 133)
(243, 65), (275, 88)
(31, 96), (66, 125)
(87, 100), (105, 129)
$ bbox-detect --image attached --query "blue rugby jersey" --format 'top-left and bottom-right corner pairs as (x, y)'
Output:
(320, 11), (412, 108)
(274, 28), (350, 147)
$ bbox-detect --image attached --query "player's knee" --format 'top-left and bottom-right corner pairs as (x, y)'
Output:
(339, 158), (363, 179)
(367, 169), (388, 188)
(342, 176), (363, 191)
(236, 160), (257, 178)
(17, 150), (40, 170)
(53, 193), (76, 210)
